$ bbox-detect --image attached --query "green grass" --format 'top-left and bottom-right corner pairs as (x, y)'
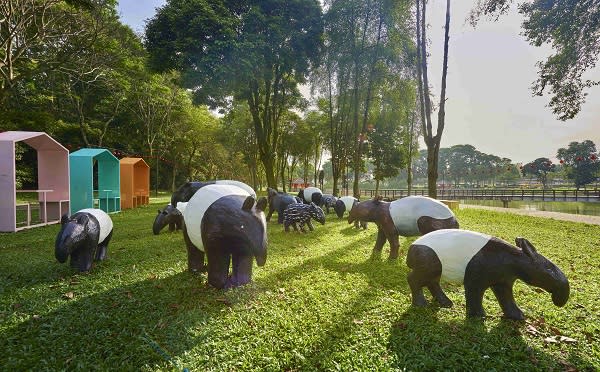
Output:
(1, 202), (599, 371)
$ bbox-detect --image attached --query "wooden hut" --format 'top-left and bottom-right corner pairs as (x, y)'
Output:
(0, 131), (70, 232)
(120, 157), (149, 209)
(69, 148), (120, 214)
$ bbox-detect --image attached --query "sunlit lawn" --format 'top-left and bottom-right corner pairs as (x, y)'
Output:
(0, 198), (598, 370)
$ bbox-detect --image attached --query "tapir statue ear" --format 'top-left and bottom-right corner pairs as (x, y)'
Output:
(516, 237), (537, 258)
(255, 197), (268, 212)
(373, 195), (383, 202)
(242, 196), (256, 212)
(61, 214), (69, 225)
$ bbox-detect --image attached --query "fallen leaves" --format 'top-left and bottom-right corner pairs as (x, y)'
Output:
(543, 336), (577, 344)
(525, 318), (577, 346)
(62, 291), (75, 300)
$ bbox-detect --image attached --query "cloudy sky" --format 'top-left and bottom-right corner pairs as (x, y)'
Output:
(117, 0), (600, 164)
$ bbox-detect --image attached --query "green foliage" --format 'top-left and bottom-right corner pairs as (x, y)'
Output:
(557, 140), (600, 189)
(145, 0), (324, 187)
(0, 203), (599, 370)
(471, 0), (600, 120)
(414, 145), (518, 187)
(521, 157), (556, 189)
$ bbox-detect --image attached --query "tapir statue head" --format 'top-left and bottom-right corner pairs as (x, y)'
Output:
(55, 214), (91, 263)
(239, 196), (269, 266)
(309, 202), (326, 225)
(347, 196), (384, 225)
(152, 204), (182, 235)
(515, 237), (570, 307)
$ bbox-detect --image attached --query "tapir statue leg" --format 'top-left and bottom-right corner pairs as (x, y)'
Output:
(95, 230), (113, 261)
(229, 254), (254, 288)
(206, 249), (231, 289)
(183, 224), (206, 273)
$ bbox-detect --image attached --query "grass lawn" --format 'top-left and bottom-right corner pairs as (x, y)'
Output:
(1, 200), (599, 371)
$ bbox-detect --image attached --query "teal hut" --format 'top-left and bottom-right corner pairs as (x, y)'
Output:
(69, 148), (120, 214)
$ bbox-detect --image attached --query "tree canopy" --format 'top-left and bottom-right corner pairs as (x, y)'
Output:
(471, 0), (600, 120)
(145, 0), (324, 187)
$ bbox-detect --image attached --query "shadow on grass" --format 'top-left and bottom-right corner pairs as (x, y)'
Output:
(387, 306), (595, 370)
(261, 233), (410, 291)
(0, 271), (238, 370)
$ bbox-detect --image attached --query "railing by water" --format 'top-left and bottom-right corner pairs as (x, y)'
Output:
(359, 188), (600, 202)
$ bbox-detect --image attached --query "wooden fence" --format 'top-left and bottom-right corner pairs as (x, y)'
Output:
(359, 188), (600, 202)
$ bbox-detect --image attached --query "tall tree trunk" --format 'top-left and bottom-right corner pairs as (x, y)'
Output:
(407, 109), (417, 193)
(416, 0), (451, 199)
(354, 8), (384, 197)
(171, 165), (176, 192)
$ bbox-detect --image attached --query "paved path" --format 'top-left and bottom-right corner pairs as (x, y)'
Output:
(460, 204), (600, 226)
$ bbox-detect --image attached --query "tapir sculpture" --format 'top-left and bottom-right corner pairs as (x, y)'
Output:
(55, 208), (113, 272)
(348, 195), (458, 259)
(298, 186), (323, 206)
(153, 180), (256, 234)
(266, 187), (300, 224)
(406, 229), (570, 320)
(182, 184), (268, 289)
(152, 204), (183, 235)
(334, 196), (367, 229)
(319, 194), (338, 214)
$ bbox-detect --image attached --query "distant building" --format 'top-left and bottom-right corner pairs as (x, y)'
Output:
(290, 178), (311, 191)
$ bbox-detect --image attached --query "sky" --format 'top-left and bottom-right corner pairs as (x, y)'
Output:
(117, 0), (600, 164)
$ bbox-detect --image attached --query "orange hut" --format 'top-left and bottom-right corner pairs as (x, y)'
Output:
(119, 157), (150, 209)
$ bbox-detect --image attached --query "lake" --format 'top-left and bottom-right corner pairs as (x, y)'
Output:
(459, 199), (600, 217)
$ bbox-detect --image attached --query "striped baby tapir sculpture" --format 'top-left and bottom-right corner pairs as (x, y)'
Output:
(298, 186), (323, 206)
(182, 184), (268, 289)
(153, 180), (256, 234)
(348, 195), (458, 259)
(406, 229), (569, 320)
(55, 208), (113, 272)
(334, 196), (367, 229)
(283, 202), (325, 233)
(319, 194), (338, 214)
(266, 187), (300, 224)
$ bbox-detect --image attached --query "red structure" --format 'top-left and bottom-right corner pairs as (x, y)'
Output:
(290, 178), (311, 191)
(0, 131), (70, 232)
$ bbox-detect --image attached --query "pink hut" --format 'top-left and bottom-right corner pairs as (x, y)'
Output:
(0, 131), (70, 232)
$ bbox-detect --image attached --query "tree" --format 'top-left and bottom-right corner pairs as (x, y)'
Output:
(521, 157), (556, 189)
(368, 115), (406, 194)
(221, 104), (263, 191)
(415, 0), (452, 198)
(0, 0), (99, 104)
(51, 6), (146, 147)
(145, 0), (323, 188)
(470, 0), (600, 120)
(557, 140), (600, 189)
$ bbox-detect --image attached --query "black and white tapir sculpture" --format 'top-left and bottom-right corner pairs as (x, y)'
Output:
(334, 196), (367, 229)
(407, 229), (570, 320)
(266, 187), (300, 224)
(348, 195), (458, 259)
(152, 203), (184, 235)
(298, 186), (323, 206)
(182, 184), (268, 289)
(55, 208), (113, 272)
(153, 180), (256, 234)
